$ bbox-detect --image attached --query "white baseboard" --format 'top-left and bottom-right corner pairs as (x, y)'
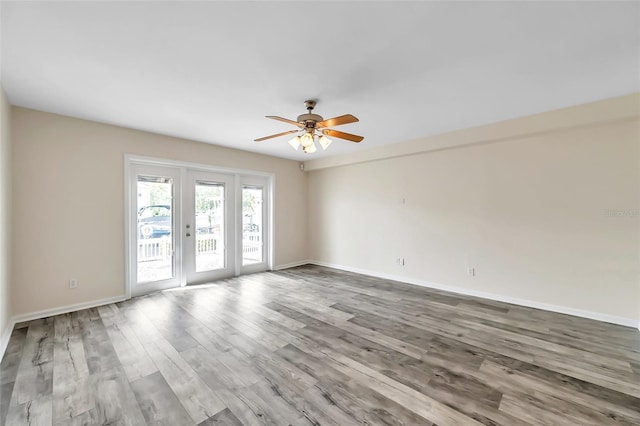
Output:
(0, 318), (15, 362)
(11, 295), (128, 324)
(272, 260), (310, 270)
(0, 294), (128, 360)
(308, 260), (639, 329)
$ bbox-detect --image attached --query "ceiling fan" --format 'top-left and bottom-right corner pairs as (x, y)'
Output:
(254, 100), (364, 154)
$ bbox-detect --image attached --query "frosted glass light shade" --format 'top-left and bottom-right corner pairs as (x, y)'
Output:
(300, 132), (314, 148)
(288, 135), (301, 150)
(318, 135), (332, 150)
(303, 142), (317, 153)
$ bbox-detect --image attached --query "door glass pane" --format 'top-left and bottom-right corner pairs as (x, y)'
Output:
(243, 186), (263, 265)
(195, 181), (225, 272)
(137, 176), (173, 283)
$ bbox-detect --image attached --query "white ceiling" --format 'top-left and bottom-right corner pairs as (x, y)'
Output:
(1, 1), (638, 160)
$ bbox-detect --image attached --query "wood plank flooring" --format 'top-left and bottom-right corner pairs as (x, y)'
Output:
(1, 265), (639, 425)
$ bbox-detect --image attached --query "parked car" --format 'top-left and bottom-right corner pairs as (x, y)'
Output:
(138, 205), (171, 239)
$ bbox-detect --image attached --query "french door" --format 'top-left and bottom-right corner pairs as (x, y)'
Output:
(131, 164), (182, 296)
(129, 162), (270, 296)
(182, 170), (235, 284)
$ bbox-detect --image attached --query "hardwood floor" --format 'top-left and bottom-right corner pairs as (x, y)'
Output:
(1, 265), (639, 425)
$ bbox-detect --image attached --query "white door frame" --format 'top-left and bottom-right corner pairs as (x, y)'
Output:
(124, 154), (274, 299)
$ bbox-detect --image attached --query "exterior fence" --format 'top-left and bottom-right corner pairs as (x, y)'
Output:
(138, 237), (172, 262)
(243, 232), (262, 262)
(138, 232), (262, 262)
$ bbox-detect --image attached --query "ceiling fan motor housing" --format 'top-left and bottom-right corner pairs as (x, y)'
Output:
(297, 113), (323, 127)
(298, 100), (322, 127)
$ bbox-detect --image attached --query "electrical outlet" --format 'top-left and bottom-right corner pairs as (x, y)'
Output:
(396, 257), (405, 266)
(69, 279), (78, 289)
(467, 267), (475, 277)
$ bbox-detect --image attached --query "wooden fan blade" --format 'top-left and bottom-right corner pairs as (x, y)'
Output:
(316, 114), (359, 129)
(321, 129), (364, 143)
(265, 116), (304, 128)
(254, 129), (299, 142)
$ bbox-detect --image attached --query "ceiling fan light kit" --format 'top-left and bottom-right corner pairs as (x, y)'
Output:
(300, 132), (314, 148)
(304, 141), (317, 153)
(318, 135), (332, 150)
(255, 100), (363, 154)
(288, 135), (301, 150)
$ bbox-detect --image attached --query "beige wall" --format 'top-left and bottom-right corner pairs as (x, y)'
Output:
(307, 97), (640, 322)
(0, 87), (11, 337)
(11, 107), (307, 317)
(7, 95), (640, 325)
